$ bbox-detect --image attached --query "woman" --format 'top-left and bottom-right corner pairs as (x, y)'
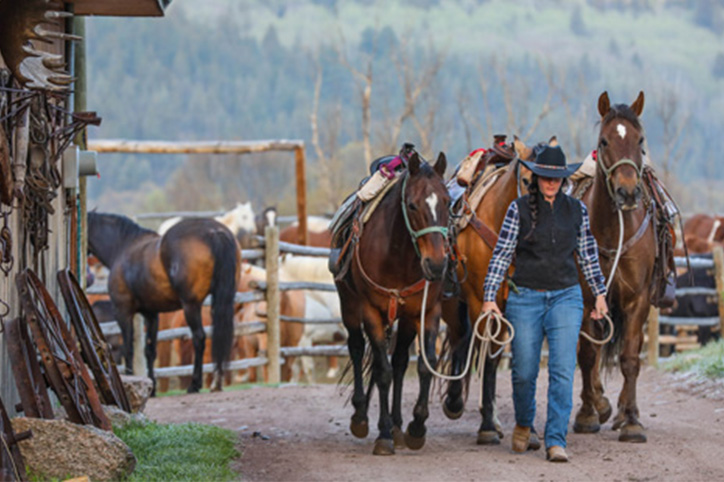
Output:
(482, 144), (608, 463)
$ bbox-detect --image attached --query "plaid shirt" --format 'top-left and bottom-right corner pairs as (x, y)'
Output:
(483, 200), (607, 302)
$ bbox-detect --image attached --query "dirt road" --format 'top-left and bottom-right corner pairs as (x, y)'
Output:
(146, 366), (724, 481)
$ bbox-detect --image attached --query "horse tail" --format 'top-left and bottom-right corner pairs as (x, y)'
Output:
(209, 229), (240, 371)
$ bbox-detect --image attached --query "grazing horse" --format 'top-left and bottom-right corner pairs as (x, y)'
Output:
(441, 138), (535, 444)
(335, 151), (449, 455)
(573, 91), (657, 443)
(88, 212), (240, 394)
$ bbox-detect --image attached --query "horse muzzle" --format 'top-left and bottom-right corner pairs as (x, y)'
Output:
(614, 185), (642, 211)
(421, 257), (447, 282)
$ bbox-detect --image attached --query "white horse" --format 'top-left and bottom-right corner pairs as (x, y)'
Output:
(158, 202), (257, 237)
(278, 254), (345, 382)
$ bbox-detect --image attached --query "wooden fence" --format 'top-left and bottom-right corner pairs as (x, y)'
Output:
(93, 226), (344, 385)
(646, 245), (724, 365)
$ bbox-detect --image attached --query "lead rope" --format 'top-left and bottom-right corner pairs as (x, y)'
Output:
(418, 281), (515, 410)
(578, 209), (622, 345)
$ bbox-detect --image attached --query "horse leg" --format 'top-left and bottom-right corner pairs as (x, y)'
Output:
(477, 353), (502, 445)
(183, 302), (206, 393)
(442, 300), (470, 420)
(114, 308), (135, 376)
(347, 324), (369, 439)
(368, 322), (395, 456)
(613, 304), (648, 443)
(391, 320), (416, 449)
(143, 313), (159, 396)
(405, 312), (440, 451)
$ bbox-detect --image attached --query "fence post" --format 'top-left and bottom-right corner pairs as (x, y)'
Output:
(133, 314), (146, 376)
(265, 225), (281, 384)
(647, 306), (659, 367)
(713, 245), (724, 337)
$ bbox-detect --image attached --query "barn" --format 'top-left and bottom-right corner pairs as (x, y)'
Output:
(0, 0), (173, 409)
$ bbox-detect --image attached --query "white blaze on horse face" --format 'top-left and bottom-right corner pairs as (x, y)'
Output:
(425, 193), (439, 222)
(617, 123), (627, 139)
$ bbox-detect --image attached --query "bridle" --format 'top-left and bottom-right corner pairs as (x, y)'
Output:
(400, 172), (449, 258)
(596, 132), (644, 208)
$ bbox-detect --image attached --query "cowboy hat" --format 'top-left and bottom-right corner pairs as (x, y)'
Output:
(520, 145), (582, 178)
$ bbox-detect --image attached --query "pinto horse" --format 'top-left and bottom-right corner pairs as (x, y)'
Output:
(441, 138), (535, 444)
(573, 91), (657, 443)
(88, 212), (240, 394)
(335, 151), (449, 455)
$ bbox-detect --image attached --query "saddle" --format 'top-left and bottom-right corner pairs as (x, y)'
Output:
(328, 144), (419, 281)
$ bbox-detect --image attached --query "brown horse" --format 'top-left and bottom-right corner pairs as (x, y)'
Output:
(441, 138), (535, 444)
(335, 151), (449, 455)
(678, 213), (724, 255)
(573, 91), (657, 443)
(88, 212), (240, 394)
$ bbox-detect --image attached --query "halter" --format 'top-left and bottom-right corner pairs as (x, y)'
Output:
(597, 154), (643, 206)
(400, 172), (449, 257)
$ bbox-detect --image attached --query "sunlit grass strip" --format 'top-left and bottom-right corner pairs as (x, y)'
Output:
(115, 421), (239, 481)
(662, 339), (724, 379)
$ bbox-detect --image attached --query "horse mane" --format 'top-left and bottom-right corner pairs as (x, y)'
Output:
(91, 212), (157, 239)
(601, 103), (642, 130)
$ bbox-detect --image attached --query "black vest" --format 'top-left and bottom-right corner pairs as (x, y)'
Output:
(512, 191), (583, 291)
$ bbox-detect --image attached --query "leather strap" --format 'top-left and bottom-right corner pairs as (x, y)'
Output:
(599, 208), (652, 258)
(467, 212), (499, 251)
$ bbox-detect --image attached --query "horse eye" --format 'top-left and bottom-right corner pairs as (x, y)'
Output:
(639, 137), (645, 145)
(599, 138), (608, 148)
(408, 202), (417, 211)
(522, 178), (530, 187)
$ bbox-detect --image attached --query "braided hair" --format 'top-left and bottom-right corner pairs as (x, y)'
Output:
(523, 174), (540, 242)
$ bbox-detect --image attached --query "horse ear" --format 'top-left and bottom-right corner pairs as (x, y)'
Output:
(630, 90), (645, 117)
(549, 136), (558, 147)
(408, 151), (421, 175)
(513, 136), (531, 160)
(434, 152), (447, 177)
(598, 91), (611, 118)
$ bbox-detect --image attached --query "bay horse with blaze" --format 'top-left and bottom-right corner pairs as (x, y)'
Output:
(88, 212), (240, 394)
(573, 91), (657, 442)
(335, 151), (449, 455)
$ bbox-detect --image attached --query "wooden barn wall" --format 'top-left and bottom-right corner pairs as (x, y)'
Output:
(0, 34), (71, 411)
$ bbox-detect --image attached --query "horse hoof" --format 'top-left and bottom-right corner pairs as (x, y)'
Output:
(186, 386), (200, 394)
(350, 419), (369, 439)
(596, 398), (613, 424)
(573, 412), (601, 434)
(476, 430), (500, 445)
(442, 397), (464, 420)
(619, 424), (647, 443)
(392, 426), (406, 448)
(372, 438), (395, 456)
(404, 426), (426, 451)
(495, 423), (504, 439)
(611, 412), (626, 431)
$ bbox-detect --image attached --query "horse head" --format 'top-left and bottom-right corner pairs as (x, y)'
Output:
(404, 151), (450, 281)
(597, 91), (646, 210)
(218, 202), (257, 237)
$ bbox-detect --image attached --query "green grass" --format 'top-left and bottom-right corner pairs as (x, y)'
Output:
(115, 421), (239, 481)
(662, 339), (724, 379)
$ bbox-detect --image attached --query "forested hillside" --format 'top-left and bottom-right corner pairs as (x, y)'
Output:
(84, 0), (724, 217)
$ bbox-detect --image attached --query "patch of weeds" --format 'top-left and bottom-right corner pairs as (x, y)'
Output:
(115, 420), (239, 481)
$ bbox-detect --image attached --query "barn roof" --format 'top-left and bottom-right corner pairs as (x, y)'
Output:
(71, 0), (173, 17)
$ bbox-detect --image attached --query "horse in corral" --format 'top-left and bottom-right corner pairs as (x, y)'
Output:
(279, 216), (333, 247)
(334, 150), (450, 455)
(678, 213), (724, 255)
(573, 91), (662, 443)
(158, 202), (257, 240)
(440, 137), (536, 444)
(87, 212), (240, 394)
(279, 254), (345, 381)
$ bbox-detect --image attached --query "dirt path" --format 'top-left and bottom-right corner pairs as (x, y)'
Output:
(146, 366), (724, 481)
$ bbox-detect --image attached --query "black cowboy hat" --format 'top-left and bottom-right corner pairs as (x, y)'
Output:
(520, 145), (582, 178)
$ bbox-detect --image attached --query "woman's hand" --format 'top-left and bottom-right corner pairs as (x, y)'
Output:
(592, 294), (608, 320)
(482, 301), (501, 316)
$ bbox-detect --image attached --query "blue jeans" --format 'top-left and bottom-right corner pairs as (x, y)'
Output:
(506, 284), (583, 449)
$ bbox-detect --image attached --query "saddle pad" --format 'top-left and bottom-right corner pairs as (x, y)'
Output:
(455, 165), (505, 231)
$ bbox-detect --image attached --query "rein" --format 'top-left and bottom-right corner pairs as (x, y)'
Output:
(597, 156), (643, 205)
